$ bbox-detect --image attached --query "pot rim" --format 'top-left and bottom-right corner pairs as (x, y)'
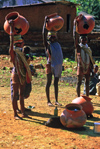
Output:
(5, 11), (19, 21)
(65, 103), (82, 110)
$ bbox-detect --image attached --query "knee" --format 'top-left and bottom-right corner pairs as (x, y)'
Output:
(19, 92), (24, 98)
(86, 81), (89, 86)
(54, 77), (59, 85)
(13, 92), (19, 100)
(77, 81), (82, 86)
(46, 81), (51, 88)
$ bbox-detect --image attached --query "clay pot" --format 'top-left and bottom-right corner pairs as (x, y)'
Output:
(4, 11), (29, 35)
(46, 13), (64, 31)
(75, 14), (95, 34)
(60, 103), (87, 128)
(72, 95), (94, 116)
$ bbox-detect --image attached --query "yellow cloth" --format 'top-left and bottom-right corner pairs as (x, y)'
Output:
(75, 44), (95, 65)
(47, 31), (57, 36)
(80, 45), (95, 65)
(14, 47), (32, 85)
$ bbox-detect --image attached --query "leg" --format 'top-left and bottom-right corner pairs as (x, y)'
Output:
(10, 78), (20, 113)
(54, 77), (62, 106)
(76, 75), (83, 97)
(85, 74), (90, 96)
(46, 73), (52, 105)
(54, 77), (59, 102)
(12, 83), (20, 119)
(19, 83), (27, 117)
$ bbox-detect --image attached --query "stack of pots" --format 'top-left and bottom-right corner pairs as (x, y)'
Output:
(4, 11), (29, 35)
(46, 13), (64, 31)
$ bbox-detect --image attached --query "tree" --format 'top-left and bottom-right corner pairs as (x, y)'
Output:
(69, 0), (100, 19)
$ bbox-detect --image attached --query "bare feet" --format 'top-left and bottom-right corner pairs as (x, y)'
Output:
(16, 109), (21, 113)
(47, 102), (54, 107)
(16, 107), (31, 113)
(14, 115), (22, 120)
(55, 102), (62, 106)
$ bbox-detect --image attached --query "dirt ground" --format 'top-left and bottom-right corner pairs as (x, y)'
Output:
(0, 55), (100, 149)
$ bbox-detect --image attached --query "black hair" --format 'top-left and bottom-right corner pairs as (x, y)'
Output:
(23, 46), (31, 54)
(94, 65), (98, 68)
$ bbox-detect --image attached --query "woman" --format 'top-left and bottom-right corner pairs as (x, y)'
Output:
(42, 16), (63, 106)
(9, 20), (32, 119)
(73, 18), (95, 97)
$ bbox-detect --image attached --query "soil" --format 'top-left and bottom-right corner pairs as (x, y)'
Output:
(0, 55), (100, 149)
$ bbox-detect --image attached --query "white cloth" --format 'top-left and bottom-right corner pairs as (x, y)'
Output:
(79, 43), (90, 65)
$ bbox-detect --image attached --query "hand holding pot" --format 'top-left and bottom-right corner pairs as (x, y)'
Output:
(8, 20), (14, 36)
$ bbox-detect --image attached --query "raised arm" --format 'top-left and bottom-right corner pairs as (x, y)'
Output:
(42, 16), (49, 49)
(9, 20), (15, 64)
(73, 18), (79, 49)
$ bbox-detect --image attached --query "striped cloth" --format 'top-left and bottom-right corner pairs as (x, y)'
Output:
(14, 47), (32, 85)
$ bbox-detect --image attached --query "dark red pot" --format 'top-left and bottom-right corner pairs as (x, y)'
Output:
(72, 95), (94, 116)
(75, 14), (95, 34)
(46, 13), (64, 31)
(4, 11), (29, 35)
(60, 103), (87, 128)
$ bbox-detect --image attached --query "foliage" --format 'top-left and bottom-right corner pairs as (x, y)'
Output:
(72, 0), (100, 19)
(60, 0), (100, 19)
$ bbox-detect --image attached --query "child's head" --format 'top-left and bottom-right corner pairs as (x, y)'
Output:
(22, 46), (31, 54)
(94, 65), (98, 73)
(22, 46), (33, 63)
(79, 35), (88, 45)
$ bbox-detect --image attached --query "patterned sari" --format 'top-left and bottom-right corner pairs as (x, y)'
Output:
(14, 47), (32, 85)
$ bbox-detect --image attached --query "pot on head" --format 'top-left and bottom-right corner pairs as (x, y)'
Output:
(75, 14), (95, 34)
(4, 11), (29, 35)
(46, 13), (64, 31)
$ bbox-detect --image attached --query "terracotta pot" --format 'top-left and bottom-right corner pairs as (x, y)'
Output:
(4, 11), (29, 35)
(72, 95), (94, 116)
(60, 103), (87, 128)
(46, 13), (64, 31)
(75, 14), (95, 34)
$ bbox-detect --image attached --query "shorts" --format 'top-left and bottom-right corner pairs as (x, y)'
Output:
(51, 64), (62, 78)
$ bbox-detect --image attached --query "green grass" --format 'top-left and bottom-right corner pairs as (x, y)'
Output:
(0, 56), (99, 88)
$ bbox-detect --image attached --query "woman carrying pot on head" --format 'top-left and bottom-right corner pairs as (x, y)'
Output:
(73, 19), (95, 97)
(9, 20), (32, 119)
(42, 16), (63, 106)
